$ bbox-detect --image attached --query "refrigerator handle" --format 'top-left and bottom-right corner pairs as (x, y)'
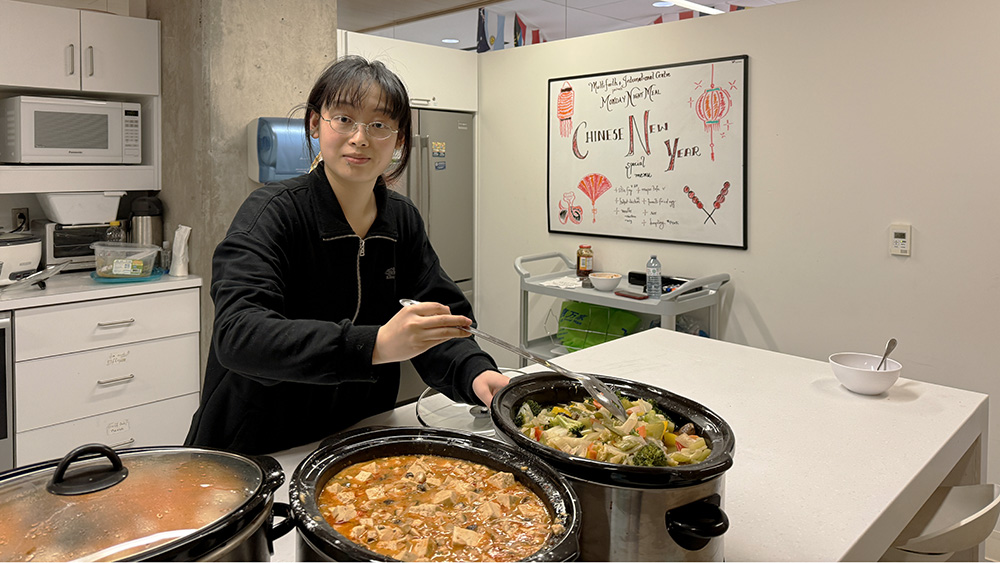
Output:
(418, 135), (431, 232)
(408, 134), (420, 201)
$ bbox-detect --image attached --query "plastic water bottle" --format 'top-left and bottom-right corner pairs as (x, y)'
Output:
(646, 255), (662, 299)
(105, 220), (125, 242)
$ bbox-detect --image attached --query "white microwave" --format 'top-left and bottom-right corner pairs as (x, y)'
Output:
(0, 96), (141, 164)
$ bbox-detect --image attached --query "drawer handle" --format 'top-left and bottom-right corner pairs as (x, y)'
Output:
(110, 438), (135, 449)
(97, 318), (136, 328)
(97, 374), (135, 386)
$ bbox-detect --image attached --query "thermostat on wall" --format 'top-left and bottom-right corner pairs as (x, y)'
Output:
(890, 223), (911, 256)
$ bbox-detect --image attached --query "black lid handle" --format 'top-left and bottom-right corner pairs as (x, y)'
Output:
(47, 443), (129, 496)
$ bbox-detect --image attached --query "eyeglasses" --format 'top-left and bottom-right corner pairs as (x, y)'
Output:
(319, 115), (398, 140)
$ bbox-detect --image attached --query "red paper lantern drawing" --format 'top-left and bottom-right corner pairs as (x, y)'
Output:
(557, 82), (575, 138)
(577, 173), (612, 223)
(695, 65), (732, 162)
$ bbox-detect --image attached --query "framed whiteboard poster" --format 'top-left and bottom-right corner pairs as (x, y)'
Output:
(548, 55), (748, 249)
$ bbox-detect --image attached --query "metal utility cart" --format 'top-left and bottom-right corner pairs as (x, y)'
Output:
(515, 252), (730, 362)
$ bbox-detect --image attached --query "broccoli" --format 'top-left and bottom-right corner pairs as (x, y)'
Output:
(525, 399), (543, 416)
(514, 399), (544, 427)
(545, 414), (585, 437)
(632, 444), (669, 467)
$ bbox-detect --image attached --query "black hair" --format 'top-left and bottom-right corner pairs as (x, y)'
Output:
(304, 55), (412, 183)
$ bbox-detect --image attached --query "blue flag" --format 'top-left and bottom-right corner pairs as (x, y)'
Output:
(477, 8), (505, 53)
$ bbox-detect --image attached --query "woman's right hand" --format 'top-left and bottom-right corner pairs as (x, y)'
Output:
(372, 301), (473, 364)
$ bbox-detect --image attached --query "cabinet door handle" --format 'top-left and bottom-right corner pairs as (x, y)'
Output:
(410, 97), (433, 106)
(87, 45), (94, 77)
(110, 438), (135, 449)
(66, 44), (75, 76)
(97, 374), (135, 385)
(97, 318), (135, 328)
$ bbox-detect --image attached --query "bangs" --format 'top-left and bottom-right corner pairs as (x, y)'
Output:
(319, 78), (408, 126)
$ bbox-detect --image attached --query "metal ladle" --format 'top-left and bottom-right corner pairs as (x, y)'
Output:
(400, 299), (630, 421)
(876, 338), (897, 371)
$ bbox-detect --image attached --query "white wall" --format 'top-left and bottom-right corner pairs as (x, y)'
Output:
(476, 0), (1000, 484)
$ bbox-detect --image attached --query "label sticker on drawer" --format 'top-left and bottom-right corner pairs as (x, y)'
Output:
(107, 350), (130, 365)
(107, 420), (131, 436)
(112, 259), (144, 275)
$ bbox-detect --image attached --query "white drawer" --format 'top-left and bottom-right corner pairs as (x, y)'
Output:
(15, 392), (200, 468)
(14, 288), (199, 361)
(16, 333), (200, 432)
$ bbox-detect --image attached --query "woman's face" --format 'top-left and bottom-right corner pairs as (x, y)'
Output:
(310, 86), (402, 193)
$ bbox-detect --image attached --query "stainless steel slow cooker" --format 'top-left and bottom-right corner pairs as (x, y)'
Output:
(289, 426), (582, 562)
(0, 443), (293, 561)
(491, 372), (736, 562)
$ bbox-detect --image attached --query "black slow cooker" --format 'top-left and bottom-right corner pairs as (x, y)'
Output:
(491, 372), (736, 562)
(0, 443), (292, 561)
(289, 426), (582, 562)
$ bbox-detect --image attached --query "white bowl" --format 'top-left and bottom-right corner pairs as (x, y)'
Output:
(589, 272), (622, 292)
(829, 352), (902, 395)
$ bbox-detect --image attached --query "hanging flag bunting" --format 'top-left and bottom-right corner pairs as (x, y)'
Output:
(477, 8), (506, 53)
(648, 11), (699, 24)
(514, 13), (546, 47)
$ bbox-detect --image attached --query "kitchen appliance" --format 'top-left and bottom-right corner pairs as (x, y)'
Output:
(289, 426), (581, 562)
(0, 95), (141, 164)
(130, 195), (163, 247)
(395, 109), (476, 405)
(0, 443), (293, 561)
(0, 233), (41, 286)
(34, 220), (110, 271)
(491, 372), (735, 562)
(0, 313), (11, 472)
(246, 117), (319, 182)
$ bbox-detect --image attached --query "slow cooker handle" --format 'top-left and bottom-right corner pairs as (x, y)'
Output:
(251, 454), (286, 495)
(664, 494), (730, 551)
(266, 502), (295, 556)
(46, 443), (129, 496)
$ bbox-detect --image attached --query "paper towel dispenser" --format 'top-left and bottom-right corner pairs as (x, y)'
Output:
(247, 117), (319, 183)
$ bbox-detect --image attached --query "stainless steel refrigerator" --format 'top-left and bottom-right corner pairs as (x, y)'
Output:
(393, 109), (476, 404)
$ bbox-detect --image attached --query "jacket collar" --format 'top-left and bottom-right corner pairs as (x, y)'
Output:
(309, 163), (398, 240)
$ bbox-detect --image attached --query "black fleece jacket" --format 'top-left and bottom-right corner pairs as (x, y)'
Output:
(185, 165), (496, 454)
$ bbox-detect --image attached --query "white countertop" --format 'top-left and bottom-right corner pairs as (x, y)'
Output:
(0, 271), (202, 310)
(267, 328), (989, 562)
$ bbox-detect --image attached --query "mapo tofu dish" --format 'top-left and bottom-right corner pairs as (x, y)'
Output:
(317, 455), (562, 562)
(515, 394), (711, 466)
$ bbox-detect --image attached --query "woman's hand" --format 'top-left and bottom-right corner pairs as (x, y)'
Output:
(373, 301), (473, 364)
(472, 370), (510, 406)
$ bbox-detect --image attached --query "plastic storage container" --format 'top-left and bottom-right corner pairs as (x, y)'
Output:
(90, 241), (160, 278)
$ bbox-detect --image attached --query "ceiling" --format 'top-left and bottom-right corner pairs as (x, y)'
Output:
(337, 0), (799, 51)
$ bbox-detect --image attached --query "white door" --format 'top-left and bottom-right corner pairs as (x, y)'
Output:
(81, 10), (160, 95)
(0, 0), (80, 90)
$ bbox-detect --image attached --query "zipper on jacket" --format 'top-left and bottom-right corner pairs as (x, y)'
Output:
(322, 234), (398, 323)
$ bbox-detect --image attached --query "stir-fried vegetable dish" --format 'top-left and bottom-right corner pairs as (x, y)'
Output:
(515, 395), (711, 466)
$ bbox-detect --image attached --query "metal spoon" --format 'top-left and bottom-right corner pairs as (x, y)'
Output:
(399, 299), (630, 421)
(876, 338), (897, 371)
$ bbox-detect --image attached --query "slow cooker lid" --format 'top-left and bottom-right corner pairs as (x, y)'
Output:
(0, 445), (263, 562)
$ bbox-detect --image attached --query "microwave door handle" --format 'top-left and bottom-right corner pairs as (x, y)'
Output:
(66, 44), (75, 76)
(87, 46), (94, 77)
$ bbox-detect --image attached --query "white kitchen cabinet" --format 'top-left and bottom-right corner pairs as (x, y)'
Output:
(3, 273), (202, 467)
(0, 0), (161, 194)
(15, 393), (199, 466)
(0, 0), (160, 95)
(338, 30), (477, 112)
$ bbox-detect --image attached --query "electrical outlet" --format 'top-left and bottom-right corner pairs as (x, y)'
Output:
(11, 207), (28, 230)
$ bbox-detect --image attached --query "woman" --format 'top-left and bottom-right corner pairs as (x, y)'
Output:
(186, 56), (509, 455)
